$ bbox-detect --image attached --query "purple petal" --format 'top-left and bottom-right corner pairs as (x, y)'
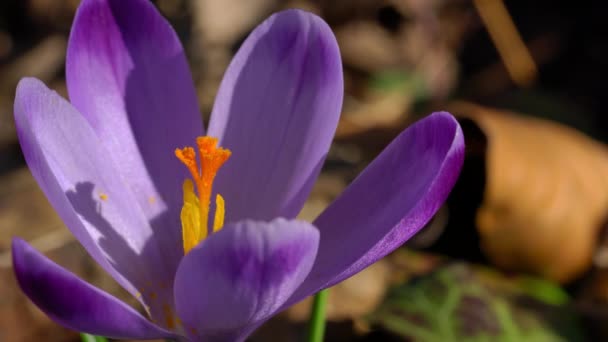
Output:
(66, 0), (202, 270)
(288, 112), (464, 304)
(12, 238), (177, 340)
(14, 78), (176, 324)
(208, 9), (343, 223)
(174, 218), (319, 342)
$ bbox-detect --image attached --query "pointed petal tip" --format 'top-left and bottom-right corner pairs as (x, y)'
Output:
(430, 110), (465, 165)
(428, 110), (463, 134)
(14, 77), (50, 106)
(260, 8), (343, 82)
(15, 77), (42, 91)
(419, 111), (465, 169)
(11, 236), (27, 260)
(265, 8), (341, 47)
(14, 78), (58, 138)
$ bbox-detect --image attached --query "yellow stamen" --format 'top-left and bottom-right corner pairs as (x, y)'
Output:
(175, 136), (231, 254)
(180, 179), (200, 253)
(213, 194), (225, 232)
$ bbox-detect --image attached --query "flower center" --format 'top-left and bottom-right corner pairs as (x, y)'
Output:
(175, 136), (231, 254)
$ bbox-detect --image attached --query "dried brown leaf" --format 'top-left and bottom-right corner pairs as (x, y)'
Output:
(453, 102), (608, 283)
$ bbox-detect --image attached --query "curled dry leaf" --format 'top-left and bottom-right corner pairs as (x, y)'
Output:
(452, 102), (608, 283)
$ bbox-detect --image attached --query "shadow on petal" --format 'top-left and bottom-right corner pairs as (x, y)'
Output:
(65, 182), (176, 325)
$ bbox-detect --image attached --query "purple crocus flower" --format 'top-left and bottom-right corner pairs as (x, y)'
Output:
(11, 0), (464, 341)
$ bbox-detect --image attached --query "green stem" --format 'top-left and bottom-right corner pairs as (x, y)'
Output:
(80, 333), (108, 342)
(307, 289), (329, 342)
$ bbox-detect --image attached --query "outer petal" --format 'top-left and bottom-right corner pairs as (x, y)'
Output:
(12, 238), (177, 340)
(288, 112), (464, 303)
(67, 0), (202, 269)
(208, 9), (343, 223)
(14, 78), (174, 323)
(174, 218), (319, 342)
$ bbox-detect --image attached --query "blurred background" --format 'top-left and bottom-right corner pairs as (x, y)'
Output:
(1, 0), (608, 341)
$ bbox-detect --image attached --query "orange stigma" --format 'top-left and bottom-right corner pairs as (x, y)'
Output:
(175, 136), (231, 254)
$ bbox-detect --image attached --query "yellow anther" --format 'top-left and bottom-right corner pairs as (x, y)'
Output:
(180, 179), (201, 253)
(213, 194), (225, 233)
(99, 193), (108, 201)
(175, 136), (231, 254)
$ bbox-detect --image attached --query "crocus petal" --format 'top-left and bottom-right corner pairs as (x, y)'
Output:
(208, 9), (343, 223)
(288, 112), (464, 303)
(14, 78), (175, 323)
(12, 238), (177, 340)
(174, 218), (319, 342)
(67, 0), (202, 270)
